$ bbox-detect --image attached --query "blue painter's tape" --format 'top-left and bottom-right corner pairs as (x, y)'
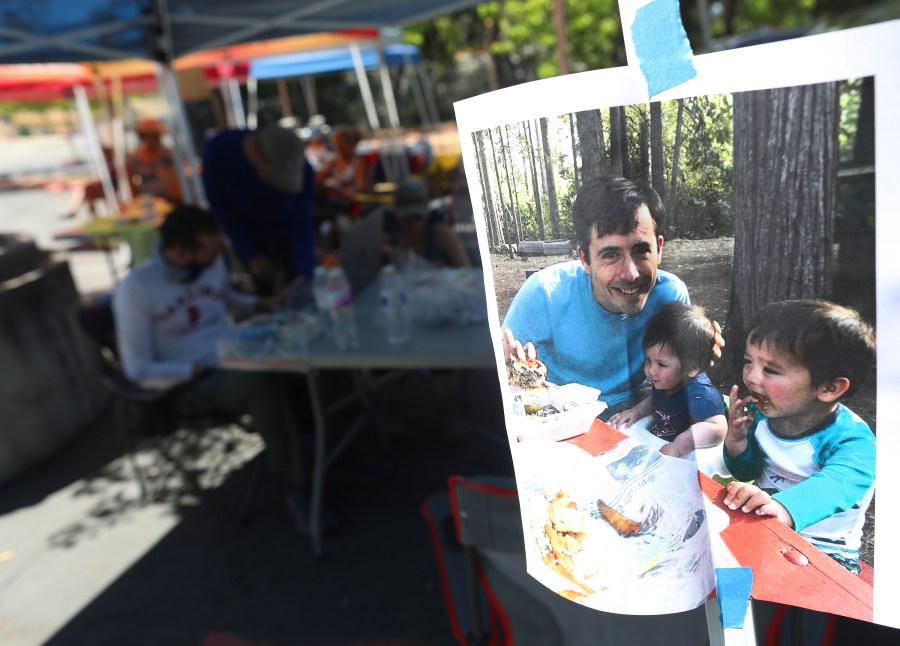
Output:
(715, 567), (754, 629)
(632, 0), (698, 96)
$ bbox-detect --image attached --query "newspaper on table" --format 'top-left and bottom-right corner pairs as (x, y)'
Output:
(514, 439), (716, 615)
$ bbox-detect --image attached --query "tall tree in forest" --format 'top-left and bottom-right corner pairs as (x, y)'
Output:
(726, 82), (839, 376)
(526, 119), (546, 240)
(668, 99), (685, 236)
(540, 116), (562, 239)
(638, 113), (650, 183)
(569, 114), (578, 187)
(501, 124), (523, 242)
(474, 131), (498, 248)
(619, 107), (629, 176)
(650, 102), (665, 201)
(608, 106), (624, 176)
(489, 127), (515, 258)
(575, 108), (606, 183)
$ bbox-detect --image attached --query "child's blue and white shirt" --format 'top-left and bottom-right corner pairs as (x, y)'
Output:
(723, 404), (875, 571)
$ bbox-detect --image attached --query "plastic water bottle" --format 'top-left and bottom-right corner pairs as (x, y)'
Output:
(311, 265), (331, 334)
(378, 265), (411, 345)
(324, 265), (358, 350)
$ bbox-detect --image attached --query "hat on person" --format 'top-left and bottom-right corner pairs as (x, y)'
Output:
(258, 126), (306, 195)
(394, 178), (429, 218)
(135, 117), (165, 136)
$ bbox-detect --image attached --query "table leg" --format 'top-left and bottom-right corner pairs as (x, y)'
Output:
(306, 368), (327, 559)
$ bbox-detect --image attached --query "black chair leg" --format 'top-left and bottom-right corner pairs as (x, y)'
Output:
(235, 451), (267, 527)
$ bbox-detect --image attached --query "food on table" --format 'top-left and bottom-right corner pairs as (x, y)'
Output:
(506, 355), (547, 391)
(542, 491), (596, 596)
(597, 499), (643, 537)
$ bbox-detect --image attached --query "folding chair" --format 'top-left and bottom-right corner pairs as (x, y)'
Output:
(423, 475), (711, 646)
(77, 299), (264, 524)
(423, 475), (569, 645)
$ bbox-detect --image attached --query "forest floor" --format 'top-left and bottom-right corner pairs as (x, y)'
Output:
(487, 235), (877, 566)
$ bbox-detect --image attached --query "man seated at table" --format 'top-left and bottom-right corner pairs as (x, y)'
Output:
(503, 175), (720, 419)
(202, 126), (316, 295)
(113, 205), (313, 531)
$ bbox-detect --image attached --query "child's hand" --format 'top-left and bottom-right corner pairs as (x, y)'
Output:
(659, 441), (686, 458)
(608, 407), (640, 429)
(723, 481), (794, 528)
(724, 385), (754, 457)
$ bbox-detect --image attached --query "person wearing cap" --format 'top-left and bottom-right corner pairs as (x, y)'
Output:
(201, 126), (316, 293)
(127, 117), (181, 203)
(388, 178), (471, 268)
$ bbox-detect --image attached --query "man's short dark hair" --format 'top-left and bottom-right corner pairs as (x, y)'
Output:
(746, 299), (876, 398)
(573, 175), (666, 253)
(643, 302), (716, 376)
(159, 205), (221, 250)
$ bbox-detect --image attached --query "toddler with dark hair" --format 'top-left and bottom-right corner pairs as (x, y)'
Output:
(723, 299), (876, 573)
(609, 302), (727, 458)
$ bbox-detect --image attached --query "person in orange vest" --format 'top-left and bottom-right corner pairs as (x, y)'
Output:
(126, 117), (181, 204)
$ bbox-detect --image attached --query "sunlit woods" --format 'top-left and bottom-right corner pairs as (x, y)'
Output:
(472, 94), (735, 250)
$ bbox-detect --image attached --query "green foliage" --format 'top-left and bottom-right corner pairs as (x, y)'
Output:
(838, 77), (863, 163)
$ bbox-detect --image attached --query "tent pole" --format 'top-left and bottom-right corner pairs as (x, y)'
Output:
(349, 42), (381, 132)
(227, 77), (246, 129)
(218, 78), (236, 128)
(300, 76), (317, 117)
(73, 84), (118, 217)
(375, 45), (400, 130)
(276, 77), (293, 119)
(110, 74), (132, 204)
(403, 53), (430, 128)
(416, 63), (442, 125)
(247, 75), (258, 130)
(156, 63), (205, 207)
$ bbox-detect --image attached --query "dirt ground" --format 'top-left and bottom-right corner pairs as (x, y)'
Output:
(488, 236), (877, 565)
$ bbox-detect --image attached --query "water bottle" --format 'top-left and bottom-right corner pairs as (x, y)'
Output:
(324, 265), (358, 350)
(379, 265), (411, 345)
(311, 265), (331, 334)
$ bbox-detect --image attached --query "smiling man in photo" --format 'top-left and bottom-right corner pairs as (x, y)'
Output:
(503, 175), (691, 417)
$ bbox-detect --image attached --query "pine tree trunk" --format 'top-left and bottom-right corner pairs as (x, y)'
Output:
(575, 109), (605, 184)
(475, 131), (498, 248)
(668, 99), (685, 237)
(609, 106), (623, 176)
(540, 117), (562, 239)
(501, 124), (522, 242)
(726, 82), (839, 376)
(569, 114), (578, 188)
(489, 127), (514, 258)
(639, 115), (650, 184)
(527, 119), (546, 240)
(650, 102), (665, 200)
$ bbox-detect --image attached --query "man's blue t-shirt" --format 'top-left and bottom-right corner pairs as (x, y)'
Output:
(649, 372), (725, 441)
(502, 260), (689, 411)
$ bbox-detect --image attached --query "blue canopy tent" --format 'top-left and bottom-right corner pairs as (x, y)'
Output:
(250, 43), (421, 79)
(0, 0), (480, 203)
(250, 43), (438, 132)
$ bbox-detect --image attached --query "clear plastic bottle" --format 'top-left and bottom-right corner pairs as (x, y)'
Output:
(378, 265), (411, 345)
(311, 265), (331, 335)
(324, 265), (358, 350)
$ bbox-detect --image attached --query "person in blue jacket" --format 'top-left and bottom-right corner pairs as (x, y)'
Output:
(503, 176), (720, 417)
(202, 126), (316, 293)
(723, 299), (876, 573)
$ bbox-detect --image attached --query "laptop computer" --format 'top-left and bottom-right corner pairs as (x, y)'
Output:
(338, 207), (384, 295)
